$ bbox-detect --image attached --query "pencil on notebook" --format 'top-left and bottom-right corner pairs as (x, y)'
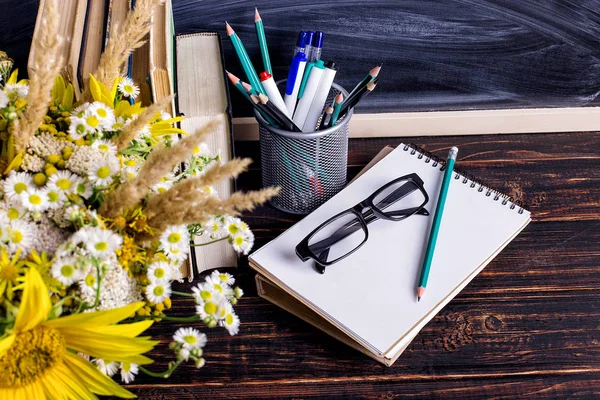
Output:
(226, 21), (265, 95)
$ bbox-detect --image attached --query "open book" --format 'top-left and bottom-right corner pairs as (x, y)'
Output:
(249, 144), (531, 365)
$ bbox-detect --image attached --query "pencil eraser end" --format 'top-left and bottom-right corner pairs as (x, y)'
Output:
(449, 146), (459, 159)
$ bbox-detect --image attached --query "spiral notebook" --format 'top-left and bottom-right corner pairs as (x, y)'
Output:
(249, 144), (531, 366)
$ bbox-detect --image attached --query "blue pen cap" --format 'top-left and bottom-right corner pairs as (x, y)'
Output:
(305, 31), (314, 46)
(296, 31), (307, 48)
(313, 31), (324, 48)
(285, 52), (307, 95)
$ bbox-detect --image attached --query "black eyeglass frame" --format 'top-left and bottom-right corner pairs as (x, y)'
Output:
(295, 173), (430, 273)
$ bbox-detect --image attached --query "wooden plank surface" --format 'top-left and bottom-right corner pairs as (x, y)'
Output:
(124, 131), (600, 399)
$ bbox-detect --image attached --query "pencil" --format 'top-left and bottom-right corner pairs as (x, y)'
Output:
(226, 71), (251, 101)
(346, 63), (381, 101)
(339, 78), (378, 116)
(225, 22), (265, 95)
(241, 81), (258, 96)
(329, 93), (344, 127)
(251, 94), (284, 128)
(254, 8), (272, 75)
(319, 105), (334, 130)
(417, 146), (459, 301)
(258, 93), (302, 132)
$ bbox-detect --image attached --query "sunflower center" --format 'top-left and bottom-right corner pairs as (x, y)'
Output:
(0, 326), (65, 389)
(0, 263), (18, 281)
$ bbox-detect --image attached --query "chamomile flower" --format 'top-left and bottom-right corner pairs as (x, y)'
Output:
(93, 358), (119, 377)
(47, 170), (78, 195)
(20, 188), (49, 212)
(224, 216), (244, 237)
(200, 185), (216, 196)
(151, 177), (173, 194)
(45, 187), (65, 209)
(79, 271), (99, 297)
(64, 205), (85, 223)
(119, 363), (139, 384)
(87, 155), (119, 187)
(146, 261), (172, 283)
(7, 220), (33, 253)
(4, 83), (28, 99)
(211, 270), (235, 287)
(3, 171), (33, 199)
(72, 103), (89, 118)
(220, 302), (241, 335)
(173, 327), (207, 350)
(73, 178), (93, 199)
(84, 227), (123, 257)
(4, 201), (25, 221)
(145, 280), (172, 304)
(118, 77), (140, 99)
(0, 90), (8, 108)
(231, 231), (254, 255)
(195, 292), (226, 320)
(191, 282), (215, 304)
(192, 142), (212, 158)
(68, 116), (89, 140)
(206, 275), (233, 297)
(91, 139), (117, 155)
(51, 256), (81, 286)
(88, 101), (116, 129)
(159, 225), (190, 262)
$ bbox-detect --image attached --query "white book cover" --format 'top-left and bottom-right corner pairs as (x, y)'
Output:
(249, 144), (531, 356)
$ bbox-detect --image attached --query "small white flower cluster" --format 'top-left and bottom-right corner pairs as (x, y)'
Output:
(202, 215), (255, 255)
(92, 357), (139, 384)
(69, 102), (117, 140)
(192, 270), (243, 336)
(171, 327), (207, 367)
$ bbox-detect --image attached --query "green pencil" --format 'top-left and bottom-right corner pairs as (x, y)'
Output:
(417, 146), (458, 301)
(225, 22), (265, 95)
(254, 8), (272, 75)
(226, 71), (251, 101)
(330, 93), (344, 127)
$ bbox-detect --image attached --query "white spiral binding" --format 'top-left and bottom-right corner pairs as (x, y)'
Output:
(402, 145), (525, 214)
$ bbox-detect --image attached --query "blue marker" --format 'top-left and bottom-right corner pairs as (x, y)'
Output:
(293, 31), (308, 56)
(310, 31), (324, 62)
(304, 31), (315, 61)
(284, 52), (307, 115)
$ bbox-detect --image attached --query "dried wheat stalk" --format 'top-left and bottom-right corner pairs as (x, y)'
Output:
(13, 0), (64, 153)
(113, 96), (172, 151)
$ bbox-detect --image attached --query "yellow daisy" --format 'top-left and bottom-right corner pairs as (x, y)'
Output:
(0, 268), (158, 399)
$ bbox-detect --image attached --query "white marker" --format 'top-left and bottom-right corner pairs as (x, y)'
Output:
(259, 71), (289, 117)
(303, 61), (337, 132)
(292, 59), (325, 131)
(284, 52), (307, 115)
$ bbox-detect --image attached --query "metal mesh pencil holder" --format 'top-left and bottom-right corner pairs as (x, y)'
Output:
(256, 81), (352, 214)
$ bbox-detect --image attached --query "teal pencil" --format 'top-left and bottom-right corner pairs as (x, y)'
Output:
(226, 71), (251, 101)
(225, 22), (265, 95)
(329, 93), (344, 127)
(417, 146), (458, 301)
(254, 8), (272, 75)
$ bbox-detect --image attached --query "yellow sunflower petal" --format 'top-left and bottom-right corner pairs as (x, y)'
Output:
(44, 302), (144, 329)
(39, 372), (67, 400)
(64, 352), (136, 398)
(61, 330), (157, 364)
(14, 268), (51, 332)
(0, 334), (15, 358)
(49, 362), (98, 400)
(23, 381), (45, 400)
(77, 319), (153, 338)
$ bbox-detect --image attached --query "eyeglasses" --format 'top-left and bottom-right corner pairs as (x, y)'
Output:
(295, 173), (430, 274)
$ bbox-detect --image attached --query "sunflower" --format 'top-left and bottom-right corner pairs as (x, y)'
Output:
(0, 268), (158, 399)
(0, 247), (25, 301)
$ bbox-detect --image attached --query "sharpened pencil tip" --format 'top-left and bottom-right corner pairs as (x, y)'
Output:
(226, 71), (239, 84)
(417, 287), (426, 301)
(371, 65), (382, 77)
(335, 93), (344, 103)
(417, 296), (421, 302)
(255, 7), (261, 22)
(225, 22), (234, 36)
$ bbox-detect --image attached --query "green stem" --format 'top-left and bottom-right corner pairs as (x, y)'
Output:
(190, 237), (228, 247)
(80, 260), (102, 312)
(130, 314), (200, 323)
(139, 359), (183, 379)
(172, 291), (194, 297)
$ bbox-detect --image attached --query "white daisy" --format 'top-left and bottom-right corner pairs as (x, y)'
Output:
(146, 261), (172, 283)
(119, 362), (138, 384)
(20, 188), (49, 212)
(91, 139), (117, 155)
(47, 170), (78, 195)
(72, 103), (89, 118)
(191, 282), (215, 305)
(178, 348), (191, 361)
(173, 327), (207, 350)
(202, 216), (224, 239)
(68, 116), (89, 140)
(199, 186), (216, 196)
(192, 143), (212, 158)
(145, 280), (172, 304)
(210, 270), (235, 287)
(64, 205), (85, 223)
(73, 178), (93, 199)
(4, 83), (28, 99)
(7, 220), (33, 253)
(0, 90), (9, 108)
(51, 256), (81, 286)
(79, 271), (99, 297)
(93, 358), (119, 377)
(117, 77), (140, 99)
(45, 187), (65, 209)
(150, 177), (173, 194)
(87, 155), (119, 187)
(5, 200), (25, 221)
(88, 101), (116, 129)
(220, 303), (241, 336)
(159, 225), (190, 262)
(82, 109), (104, 133)
(224, 216), (244, 238)
(84, 227), (123, 257)
(195, 292), (226, 320)
(206, 275), (233, 297)
(231, 231), (254, 255)
(3, 171), (33, 199)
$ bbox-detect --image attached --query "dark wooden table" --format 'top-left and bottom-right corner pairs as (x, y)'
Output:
(2, 2), (600, 398)
(125, 133), (599, 399)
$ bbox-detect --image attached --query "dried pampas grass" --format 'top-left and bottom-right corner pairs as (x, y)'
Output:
(92, 0), (164, 93)
(13, 0), (64, 152)
(99, 120), (218, 218)
(113, 96), (172, 151)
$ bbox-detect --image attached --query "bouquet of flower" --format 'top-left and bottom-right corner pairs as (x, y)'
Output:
(0, 0), (278, 398)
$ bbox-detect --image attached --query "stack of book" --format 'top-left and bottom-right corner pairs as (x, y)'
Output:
(29, 0), (237, 279)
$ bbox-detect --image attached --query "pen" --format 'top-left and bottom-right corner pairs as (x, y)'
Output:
(329, 93), (343, 127)
(303, 60), (337, 132)
(260, 71), (289, 116)
(292, 59), (325, 130)
(254, 8), (272, 75)
(304, 31), (315, 61)
(309, 31), (324, 62)
(225, 22), (265, 95)
(293, 31), (308, 56)
(417, 146), (459, 301)
(284, 51), (307, 115)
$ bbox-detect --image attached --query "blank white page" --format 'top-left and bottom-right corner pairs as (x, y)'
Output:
(250, 144), (531, 354)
